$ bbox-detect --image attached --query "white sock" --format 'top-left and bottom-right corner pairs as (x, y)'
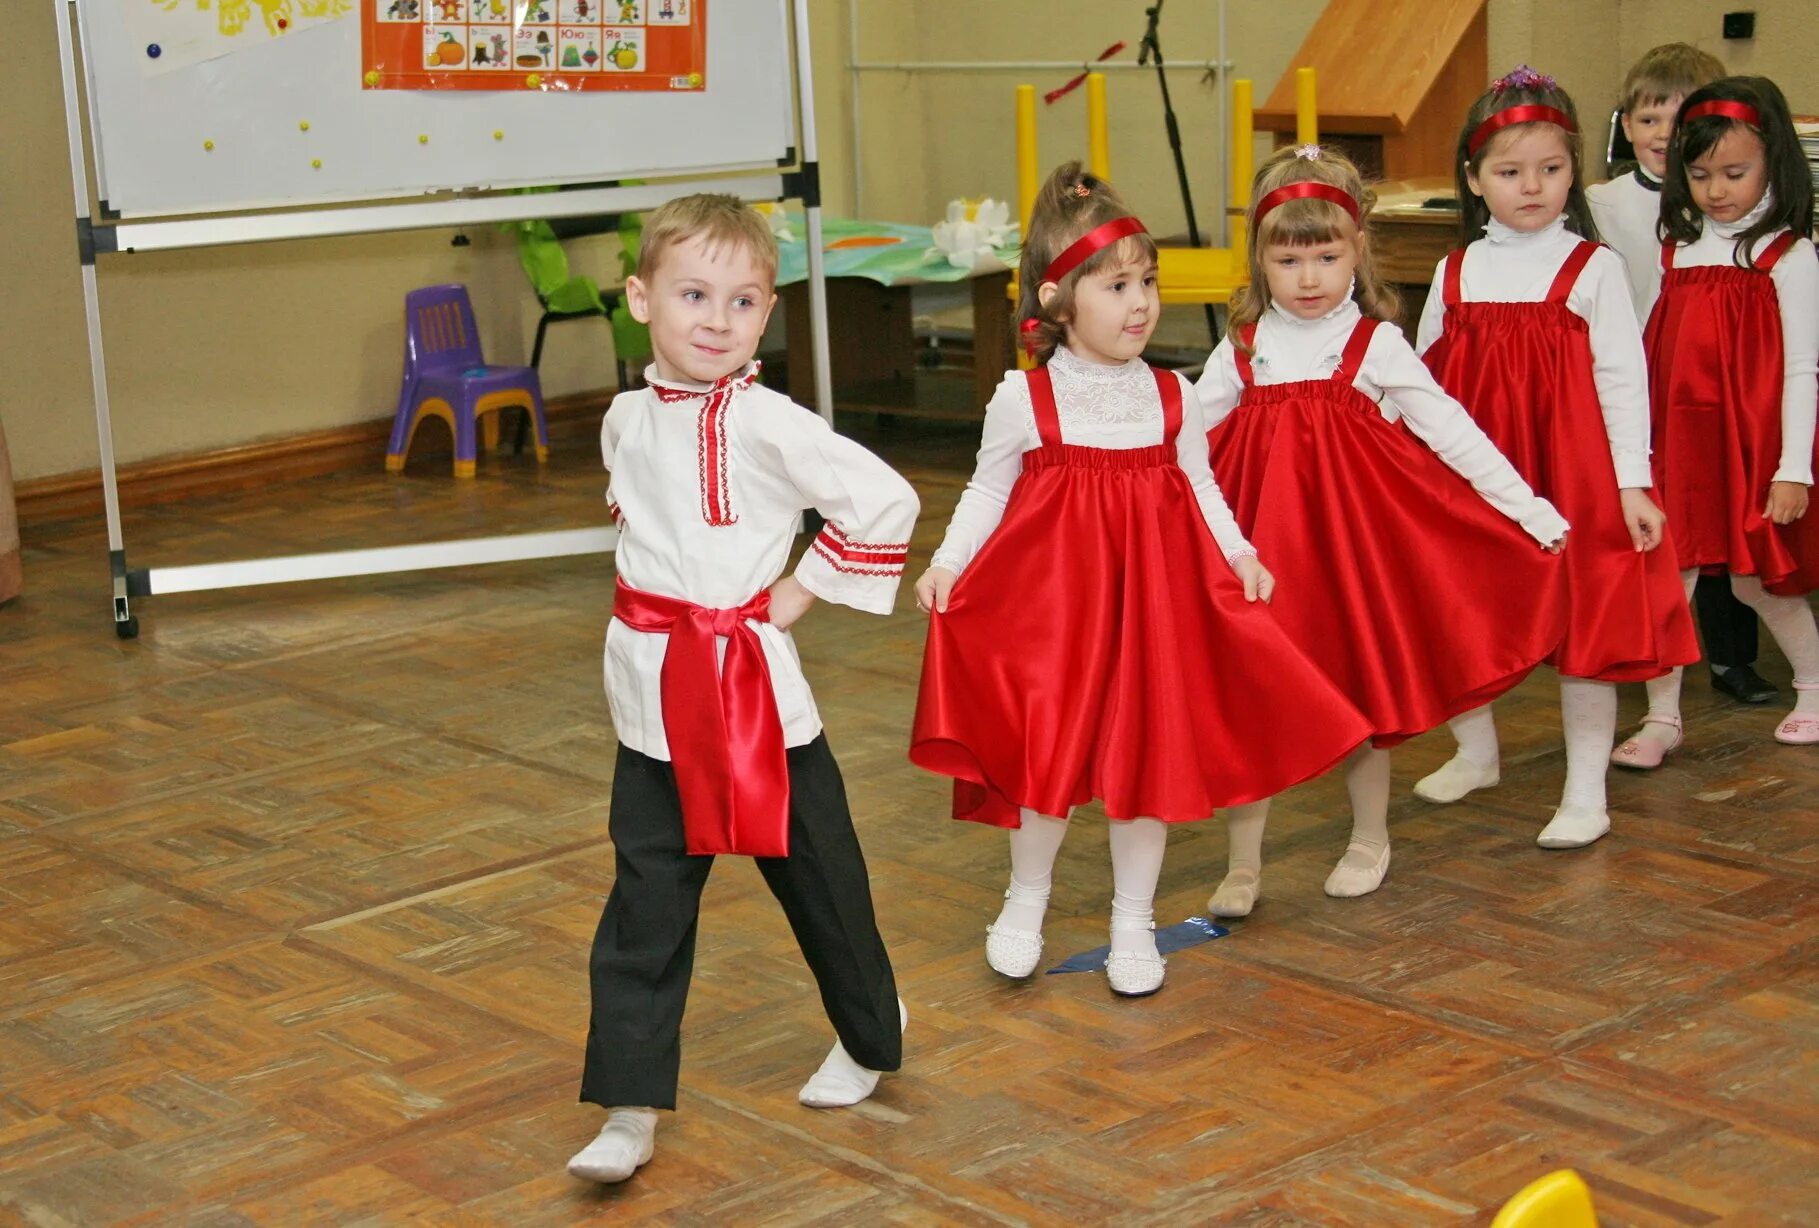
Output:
(996, 809), (1067, 932)
(1731, 575), (1819, 716)
(566, 1107), (658, 1184)
(798, 999), (907, 1109)
(1107, 817), (1167, 958)
(1558, 678), (1616, 815)
(1632, 569), (1698, 749)
(1451, 704), (1500, 766)
(1414, 706), (1500, 801)
(1210, 800), (1268, 916)
(1338, 745), (1391, 869)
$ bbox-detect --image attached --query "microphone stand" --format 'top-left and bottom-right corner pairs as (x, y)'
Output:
(1138, 1), (1219, 341)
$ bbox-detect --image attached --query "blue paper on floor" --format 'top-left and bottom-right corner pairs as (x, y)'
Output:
(1045, 916), (1230, 974)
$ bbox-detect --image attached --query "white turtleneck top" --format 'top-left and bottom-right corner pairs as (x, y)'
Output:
(1587, 166), (1665, 320)
(1414, 216), (1654, 490)
(930, 345), (1253, 574)
(1196, 297), (1569, 546)
(1657, 192), (1818, 487)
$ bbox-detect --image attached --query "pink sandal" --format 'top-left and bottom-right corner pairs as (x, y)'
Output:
(1776, 683), (1819, 745)
(1611, 714), (1683, 770)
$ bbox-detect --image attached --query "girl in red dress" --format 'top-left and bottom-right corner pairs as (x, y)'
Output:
(1415, 68), (1698, 849)
(1196, 146), (1569, 913)
(1611, 76), (1819, 765)
(909, 164), (1371, 997)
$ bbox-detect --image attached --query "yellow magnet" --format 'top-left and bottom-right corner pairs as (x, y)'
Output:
(418, 133), (429, 144)
(493, 130), (504, 140)
(525, 74), (541, 88)
(203, 139), (215, 151)
(299, 120), (310, 132)
(311, 158), (322, 168)
(364, 70), (380, 86)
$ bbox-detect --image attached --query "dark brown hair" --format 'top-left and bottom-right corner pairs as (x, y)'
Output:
(1660, 76), (1814, 264)
(1226, 145), (1400, 353)
(1016, 162), (1159, 365)
(1454, 70), (1600, 246)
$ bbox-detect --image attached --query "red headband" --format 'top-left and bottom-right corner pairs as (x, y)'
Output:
(1041, 216), (1149, 285)
(1684, 98), (1762, 128)
(1255, 181), (1362, 228)
(1467, 103), (1576, 156)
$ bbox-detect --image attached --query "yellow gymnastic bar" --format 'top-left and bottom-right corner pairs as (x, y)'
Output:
(1296, 67), (1318, 145)
(1016, 83), (1039, 237)
(1086, 72), (1110, 180)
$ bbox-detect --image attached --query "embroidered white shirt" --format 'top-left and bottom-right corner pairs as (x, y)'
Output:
(930, 346), (1254, 574)
(1196, 298), (1569, 545)
(1415, 216), (1655, 489)
(1660, 196), (1819, 486)
(603, 364), (919, 758)
(1587, 168), (1666, 321)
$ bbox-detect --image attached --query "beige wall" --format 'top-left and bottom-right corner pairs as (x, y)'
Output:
(5, 1), (1815, 484)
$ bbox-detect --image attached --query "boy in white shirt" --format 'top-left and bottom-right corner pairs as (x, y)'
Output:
(567, 194), (918, 1185)
(1587, 43), (1776, 707)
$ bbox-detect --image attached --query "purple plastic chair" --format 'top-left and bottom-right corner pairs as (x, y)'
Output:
(387, 284), (548, 478)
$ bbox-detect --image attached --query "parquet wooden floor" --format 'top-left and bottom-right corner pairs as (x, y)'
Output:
(2, 414), (1815, 1226)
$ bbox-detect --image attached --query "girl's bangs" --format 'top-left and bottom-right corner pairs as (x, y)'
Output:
(1258, 198), (1352, 248)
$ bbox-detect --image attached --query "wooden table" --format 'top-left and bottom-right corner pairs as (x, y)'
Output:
(779, 269), (1013, 419)
(1370, 177), (1461, 333)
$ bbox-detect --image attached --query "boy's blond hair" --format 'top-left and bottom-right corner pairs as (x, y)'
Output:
(1621, 43), (1726, 112)
(636, 193), (779, 286)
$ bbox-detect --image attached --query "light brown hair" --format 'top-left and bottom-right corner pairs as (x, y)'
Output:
(1621, 42), (1726, 112)
(636, 193), (779, 286)
(1226, 145), (1399, 353)
(1016, 161), (1159, 365)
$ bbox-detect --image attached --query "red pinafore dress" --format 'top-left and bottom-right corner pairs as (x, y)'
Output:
(1207, 318), (1567, 746)
(1422, 241), (1699, 681)
(1647, 231), (1819, 595)
(911, 364), (1372, 828)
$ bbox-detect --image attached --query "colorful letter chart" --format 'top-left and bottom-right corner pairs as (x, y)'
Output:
(363, 0), (703, 92)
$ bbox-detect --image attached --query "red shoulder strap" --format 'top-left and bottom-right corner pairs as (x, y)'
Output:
(1150, 366), (1182, 443)
(1660, 241), (1676, 272)
(1234, 324), (1258, 386)
(1025, 366), (1064, 447)
(1754, 230), (1800, 272)
(1334, 318), (1380, 386)
(1441, 248), (1467, 307)
(1546, 241), (1601, 304)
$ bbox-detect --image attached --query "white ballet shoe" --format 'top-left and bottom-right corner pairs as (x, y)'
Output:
(1206, 868), (1261, 918)
(985, 922), (1044, 978)
(1323, 842), (1391, 898)
(566, 1109), (657, 1184)
(1413, 754), (1500, 803)
(1537, 806), (1610, 849)
(797, 999), (907, 1109)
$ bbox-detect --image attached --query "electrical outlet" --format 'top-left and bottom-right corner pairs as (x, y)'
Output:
(1722, 11), (1755, 39)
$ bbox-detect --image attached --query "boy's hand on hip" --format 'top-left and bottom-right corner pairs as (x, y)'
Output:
(768, 575), (816, 630)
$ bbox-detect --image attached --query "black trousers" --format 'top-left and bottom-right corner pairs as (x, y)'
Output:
(580, 735), (901, 1110)
(1694, 573), (1759, 668)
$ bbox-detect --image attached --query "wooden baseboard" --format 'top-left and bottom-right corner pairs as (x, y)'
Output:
(15, 390), (613, 528)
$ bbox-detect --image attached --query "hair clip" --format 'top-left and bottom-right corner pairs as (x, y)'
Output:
(1072, 183), (1092, 198)
(1294, 144), (1322, 161)
(1492, 64), (1556, 93)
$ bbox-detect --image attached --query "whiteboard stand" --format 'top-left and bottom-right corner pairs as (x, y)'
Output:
(54, 0), (833, 639)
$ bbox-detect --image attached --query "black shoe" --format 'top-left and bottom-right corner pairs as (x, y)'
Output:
(1711, 664), (1778, 704)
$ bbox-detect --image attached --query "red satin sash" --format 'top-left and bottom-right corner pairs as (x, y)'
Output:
(612, 579), (790, 858)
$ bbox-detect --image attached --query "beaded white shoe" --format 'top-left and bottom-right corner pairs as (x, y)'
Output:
(1104, 949), (1166, 996)
(1323, 842), (1391, 898)
(985, 922), (1044, 978)
(1536, 806), (1610, 849)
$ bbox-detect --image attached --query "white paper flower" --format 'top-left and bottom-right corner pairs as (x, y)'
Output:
(930, 198), (1015, 271)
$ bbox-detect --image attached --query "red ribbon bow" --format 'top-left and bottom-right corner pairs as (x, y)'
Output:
(613, 579), (791, 858)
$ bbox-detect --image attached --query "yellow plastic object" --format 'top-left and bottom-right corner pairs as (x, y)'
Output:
(1086, 72), (1109, 180)
(1016, 84), (1039, 237)
(1231, 77), (1254, 256)
(1296, 67), (1318, 145)
(1156, 247), (1243, 306)
(1491, 1170), (1598, 1228)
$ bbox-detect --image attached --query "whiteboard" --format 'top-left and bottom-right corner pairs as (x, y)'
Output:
(77, 0), (793, 218)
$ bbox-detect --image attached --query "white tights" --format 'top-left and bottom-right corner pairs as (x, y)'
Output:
(1219, 743), (1392, 879)
(1000, 808), (1168, 956)
(1448, 677), (1618, 815)
(1635, 570), (1819, 746)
